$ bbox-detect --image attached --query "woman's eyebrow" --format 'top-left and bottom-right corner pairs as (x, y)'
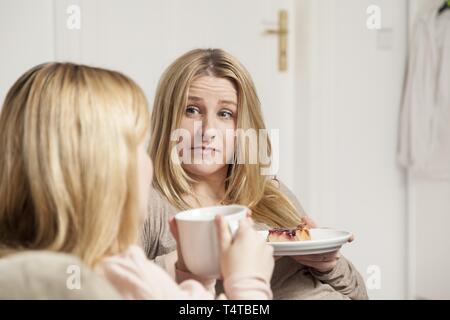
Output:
(218, 99), (237, 106)
(188, 96), (237, 107)
(187, 96), (203, 102)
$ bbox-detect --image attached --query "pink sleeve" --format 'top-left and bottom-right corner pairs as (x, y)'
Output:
(175, 268), (217, 295)
(99, 245), (216, 300)
(223, 274), (273, 300)
(99, 245), (272, 300)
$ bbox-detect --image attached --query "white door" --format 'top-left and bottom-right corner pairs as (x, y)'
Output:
(52, 0), (298, 192)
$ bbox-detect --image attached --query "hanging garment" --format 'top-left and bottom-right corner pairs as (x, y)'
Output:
(398, 5), (450, 179)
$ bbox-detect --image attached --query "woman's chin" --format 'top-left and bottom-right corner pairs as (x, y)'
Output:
(182, 163), (228, 178)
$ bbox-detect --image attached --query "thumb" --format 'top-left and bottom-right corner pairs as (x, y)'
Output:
(216, 215), (232, 254)
(348, 234), (355, 243)
(233, 217), (253, 240)
(302, 216), (317, 228)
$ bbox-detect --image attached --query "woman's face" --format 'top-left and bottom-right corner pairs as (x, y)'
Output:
(178, 76), (237, 178)
(138, 141), (152, 222)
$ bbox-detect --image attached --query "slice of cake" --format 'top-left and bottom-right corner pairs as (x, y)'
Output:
(267, 221), (311, 242)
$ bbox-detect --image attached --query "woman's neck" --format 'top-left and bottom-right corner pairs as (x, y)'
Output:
(184, 167), (228, 208)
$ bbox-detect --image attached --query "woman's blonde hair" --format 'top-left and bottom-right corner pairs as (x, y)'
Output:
(0, 63), (149, 267)
(150, 48), (301, 227)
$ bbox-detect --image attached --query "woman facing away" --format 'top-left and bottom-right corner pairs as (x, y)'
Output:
(0, 62), (274, 299)
(142, 48), (368, 300)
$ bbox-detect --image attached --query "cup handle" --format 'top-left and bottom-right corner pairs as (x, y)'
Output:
(227, 220), (240, 238)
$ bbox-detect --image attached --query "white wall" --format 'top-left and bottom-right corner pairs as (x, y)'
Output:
(0, 0), (54, 104)
(407, 0), (450, 300)
(294, 0), (408, 299)
(50, 0), (298, 190)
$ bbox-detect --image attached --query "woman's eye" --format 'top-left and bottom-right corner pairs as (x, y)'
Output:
(185, 106), (200, 115)
(218, 110), (233, 119)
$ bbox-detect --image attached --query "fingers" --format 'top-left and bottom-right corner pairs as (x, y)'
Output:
(233, 217), (255, 240)
(348, 234), (355, 243)
(217, 215), (255, 252)
(216, 215), (232, 254)
(246, 209), (252, 218)
(302, 216), (317, 228)
(237, 217), (254, 231)
(265, 241), (274, 257)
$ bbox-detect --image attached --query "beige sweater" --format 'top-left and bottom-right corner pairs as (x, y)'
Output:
(140, 181), (368, 300)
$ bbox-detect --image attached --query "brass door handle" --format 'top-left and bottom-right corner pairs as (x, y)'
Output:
(264, 10), (288, 71)
(264, 29), (288, 35)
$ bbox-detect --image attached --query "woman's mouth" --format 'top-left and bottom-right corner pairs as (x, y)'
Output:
(191, 146), (221, 153)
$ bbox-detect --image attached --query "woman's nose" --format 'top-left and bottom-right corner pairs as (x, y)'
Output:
(201, 116), (217, 141)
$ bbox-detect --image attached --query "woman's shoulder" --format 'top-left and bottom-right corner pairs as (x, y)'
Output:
(148, 184), (179, 217)
(140, 185), (178, 258)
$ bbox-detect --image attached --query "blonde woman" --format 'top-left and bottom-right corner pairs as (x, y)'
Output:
(142, 48), (368, 300)
(0, 62), (274, 299)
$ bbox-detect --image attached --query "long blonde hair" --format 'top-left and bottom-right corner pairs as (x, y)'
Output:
(150, 49), (300, 227)
(0, 63), (149, 267)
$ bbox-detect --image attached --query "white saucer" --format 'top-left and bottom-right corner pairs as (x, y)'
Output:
(259, 228), (352, 256)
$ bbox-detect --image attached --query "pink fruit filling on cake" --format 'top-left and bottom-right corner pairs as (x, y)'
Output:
(267, 222), (311, 242)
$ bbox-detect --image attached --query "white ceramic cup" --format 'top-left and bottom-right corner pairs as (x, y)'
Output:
(174, 204), (248, 278)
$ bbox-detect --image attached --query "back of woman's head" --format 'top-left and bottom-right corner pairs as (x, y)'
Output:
(0, 63), (149, 266)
